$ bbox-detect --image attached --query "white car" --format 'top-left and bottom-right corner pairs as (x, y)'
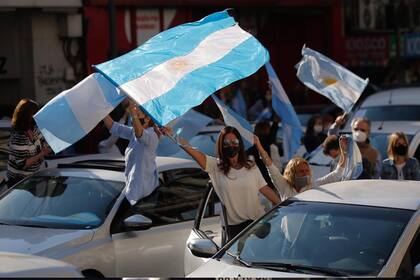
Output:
(0, 252), (82, 277)
(0, 156), (219, 277)
(186, 180), (420, 278)
(307, 121), (420, 179)
(352, 87), (420, 122)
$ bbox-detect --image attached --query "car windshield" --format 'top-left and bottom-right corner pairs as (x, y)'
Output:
(0, 175), (124, 229)
(223, 201), (413, 276)
(356, 106), (420, 121)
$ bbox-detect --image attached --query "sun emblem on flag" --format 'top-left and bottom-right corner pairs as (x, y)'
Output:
(167, 57), (191, 72)
(322, 77), (337, 86)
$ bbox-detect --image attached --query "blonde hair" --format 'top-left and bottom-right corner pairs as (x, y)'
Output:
(283, 157), (312, 190)
(387, 132), (409, 160)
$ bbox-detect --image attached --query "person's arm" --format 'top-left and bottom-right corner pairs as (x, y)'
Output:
(259, 185), (281, 205)
(327, 113), (346, 136)
(128, 101), (144, 139)
(104, 114), (133, 141)
(161, 127), (207, 170)
(254, 135), (273, 166)
(25, 146), (49, 167)
(103, 115), (114, 130)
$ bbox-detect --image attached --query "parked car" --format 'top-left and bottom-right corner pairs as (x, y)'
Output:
(352, 87), (420, 122)
(186, 180), (420, 278)
(0, 156), (219, 277)
(0, 252), (82, 277)
(307, 121), (420, 179)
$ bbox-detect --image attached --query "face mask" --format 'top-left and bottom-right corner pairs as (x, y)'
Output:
(223, 146), (240, 158)
(295, 175), (311, 190)
(353, 130), (367, 143)
(394, 144), (408, 156)
(313, 125), (323, 134)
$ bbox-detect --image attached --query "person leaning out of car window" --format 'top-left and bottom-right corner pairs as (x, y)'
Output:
(381, 132), (420, 180)
(254, 134), (348, 202)
(7, 99), (52, 188)
(163, 126), (280, 241)
(329, 115), (381, 179)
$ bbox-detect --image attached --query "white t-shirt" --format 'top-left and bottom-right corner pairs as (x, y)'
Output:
(205, 155), (267, 225)
(395, 162), (406, 180)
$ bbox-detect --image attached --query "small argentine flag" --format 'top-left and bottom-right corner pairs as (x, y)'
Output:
(341, 136), (363, 180)
(95, 10), (269, 126)
(34, 73), (125, 153)
(296, 46), (369, 113)
(212, 94), (254, 150)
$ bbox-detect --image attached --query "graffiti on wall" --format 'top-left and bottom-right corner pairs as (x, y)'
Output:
(36, 64), (65, 96)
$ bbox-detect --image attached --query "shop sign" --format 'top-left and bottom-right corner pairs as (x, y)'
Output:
(404, 33), (420, 57)
(345, 35), (389, 66)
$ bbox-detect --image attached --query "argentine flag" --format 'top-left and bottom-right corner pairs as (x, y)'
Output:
(95, 10), (269, 126)
(341, 136), (363, 180)
(34, 73), (125, 153)
(265, 62), (302, 160)
(212, 95), (254, 150)
(296, 46), (368, 113)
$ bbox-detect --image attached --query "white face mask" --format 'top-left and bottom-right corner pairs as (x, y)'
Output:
(353, 130), (367, 143)
(295, 175), (311, 190)
(313, 125), (323, 134)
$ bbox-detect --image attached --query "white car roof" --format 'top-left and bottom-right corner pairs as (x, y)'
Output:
(0, 252), (82, 277)
(361, 87), (420, 107)
(293, 180), (420, 210)
(156, 156), (200, 172)
(369, 121), (420, 135)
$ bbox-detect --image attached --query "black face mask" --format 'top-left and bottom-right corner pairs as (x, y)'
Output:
(223, 146), (240, 158)
(394, 144), (408, 156)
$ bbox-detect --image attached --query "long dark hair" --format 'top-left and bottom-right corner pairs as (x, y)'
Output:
(216, 126), (254, 175)
(305, 115), (322, 136)
(11, 98), (39, 132)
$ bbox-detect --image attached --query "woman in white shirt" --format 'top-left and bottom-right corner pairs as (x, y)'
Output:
(165, 126), (280, 240)
(254, 135), (348, 201)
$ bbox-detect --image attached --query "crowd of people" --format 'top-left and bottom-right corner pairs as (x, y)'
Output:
(4, 91), (420, 241)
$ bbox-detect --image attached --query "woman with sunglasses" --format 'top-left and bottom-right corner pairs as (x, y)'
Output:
(103, 99), (162, 207)
(381, 132), (420, 180)
(167, 126), (280, 241)
(254, 134), (348, 201)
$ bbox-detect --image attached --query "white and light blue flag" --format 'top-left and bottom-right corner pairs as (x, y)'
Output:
(34, 73), (125, 153)
(156, 109), (212, 156)
(341, 136), (363, 180)
(296, 46), (369, 113)
(212, 95), (254, 150)
(95, 10), (269, 126)
(265, 62), (302, 160)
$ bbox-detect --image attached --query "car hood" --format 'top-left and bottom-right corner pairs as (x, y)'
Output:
(0, 225), (94, 257)
(188, 259), (319, 277)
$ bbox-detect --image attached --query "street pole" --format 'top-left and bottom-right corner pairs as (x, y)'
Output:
(108, 0), (117, 58)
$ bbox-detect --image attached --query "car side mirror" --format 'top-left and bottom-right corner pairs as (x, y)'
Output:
(188, 238), (218, 258)
(414, 263), (420, 277)
(123, 214), (152, 231)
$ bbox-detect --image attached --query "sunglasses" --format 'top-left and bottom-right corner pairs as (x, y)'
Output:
(223, 139), (240, 146)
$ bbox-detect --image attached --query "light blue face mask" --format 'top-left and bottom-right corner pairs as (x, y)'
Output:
(295, 175), (311, 190)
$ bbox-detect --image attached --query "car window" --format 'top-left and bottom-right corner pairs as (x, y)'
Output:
(134, 169), (210, 226)
(357, 106), (420, 121)
(222, 201), (413, 276)
(0, 176), (124, 229)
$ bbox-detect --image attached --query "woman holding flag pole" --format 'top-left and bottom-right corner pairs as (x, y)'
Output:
(103, 99), (162, 213)
(163, 125), (280, 241)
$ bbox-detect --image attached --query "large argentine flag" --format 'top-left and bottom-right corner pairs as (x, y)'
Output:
(34, 73), (125, 153)
(212, 95), (254, 150)
(341, 136), (363, 180)
(265, 63), (302, 160)
(296, 46), (368, 113)
(95, 10), (269, 126)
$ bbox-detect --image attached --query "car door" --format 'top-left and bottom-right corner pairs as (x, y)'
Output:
(184, 184), (225, 276)
(110, 168), (211, 277)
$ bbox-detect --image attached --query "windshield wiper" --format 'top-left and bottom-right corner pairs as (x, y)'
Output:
(226, 251), (251, 267)
(250, 262), (348, 276)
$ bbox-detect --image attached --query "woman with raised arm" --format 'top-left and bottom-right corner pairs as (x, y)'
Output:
(103, 100), (161, 207)
(254, 134), (349, 201)
(164, 126), (280, 241)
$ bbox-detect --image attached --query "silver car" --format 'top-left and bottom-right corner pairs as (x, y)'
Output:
(0, 156), (220, 277)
